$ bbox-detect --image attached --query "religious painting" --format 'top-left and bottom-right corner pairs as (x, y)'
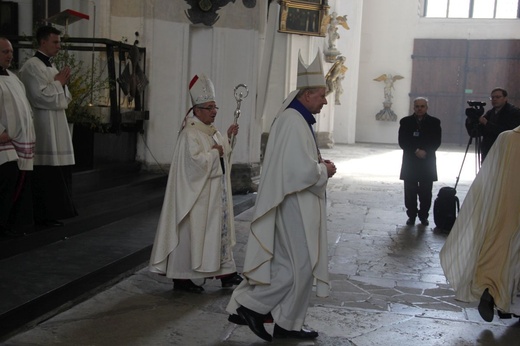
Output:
(278, 0), (329, 37)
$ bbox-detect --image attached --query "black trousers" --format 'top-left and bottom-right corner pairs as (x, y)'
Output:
(0, 161), (19, 229)
(404, 180), (433, 220)
(0, 161), (33, 232)
(33, 165), (78, 222)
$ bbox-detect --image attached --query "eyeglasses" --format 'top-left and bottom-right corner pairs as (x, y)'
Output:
(197, 106), (219, 111)
(490, 96), (503, 100)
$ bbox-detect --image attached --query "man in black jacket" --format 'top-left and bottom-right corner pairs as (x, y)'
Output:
(478, 88), (520, 163)
(398, 97), (442, 226)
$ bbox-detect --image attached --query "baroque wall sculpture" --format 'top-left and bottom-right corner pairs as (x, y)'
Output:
(323, 11), (349, 63)
(325, 55), (348, 105)
(373, 73), (403, 121)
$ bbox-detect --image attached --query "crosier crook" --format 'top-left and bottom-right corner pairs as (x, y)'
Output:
(230, 83), (249, 152)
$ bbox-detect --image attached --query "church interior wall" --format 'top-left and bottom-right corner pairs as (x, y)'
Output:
(7, 0), (520, 166)
(328, 0), (363, 145)
(356, 0), (520, 145)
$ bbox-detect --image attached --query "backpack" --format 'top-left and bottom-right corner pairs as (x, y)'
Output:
(433, 186), (460, 231)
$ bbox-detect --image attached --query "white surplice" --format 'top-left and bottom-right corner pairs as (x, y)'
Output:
(149, 116), (236, 279)
(0, 71), (35, 170)
(440, 126), (520, 315)
(227, 91), (330, 331)
(19, 57), (74, 166)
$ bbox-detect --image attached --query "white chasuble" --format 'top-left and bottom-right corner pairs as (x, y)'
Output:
(227, 95), (330, 330)
(149, 117), (236, 279)
(440, 126), (520, 314)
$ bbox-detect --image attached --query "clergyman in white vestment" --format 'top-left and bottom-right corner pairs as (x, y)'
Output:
(226, 51), (337, 342)
(149, 74), (242, 293)
(440, 125), (520, 322)
(0, 37), (35, 237)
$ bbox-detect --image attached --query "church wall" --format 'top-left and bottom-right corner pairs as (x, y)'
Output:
(106, 0), (264, 169)
(10, 0), (520, 158)
(356, 0), (520, 144)
(328, 0), (363, 145)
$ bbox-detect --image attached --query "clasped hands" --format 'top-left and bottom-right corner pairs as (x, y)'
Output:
(415, 149), (427, 159)
(54, 65), (71, 86)
(322, 159), (337, 178)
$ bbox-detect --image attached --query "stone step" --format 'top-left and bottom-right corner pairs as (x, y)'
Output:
(0, 163), (256, 339)
(0, 169), (168, 261)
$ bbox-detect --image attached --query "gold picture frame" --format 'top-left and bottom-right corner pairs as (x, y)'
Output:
(278, 0), (329, 37)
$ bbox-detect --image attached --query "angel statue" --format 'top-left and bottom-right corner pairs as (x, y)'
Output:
(373, 73), (404, 121)
(322, 12), (349, 62)
(373, 74), (404, 103)
(325, 55), (348, 105)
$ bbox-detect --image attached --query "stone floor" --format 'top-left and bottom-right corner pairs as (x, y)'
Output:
(3, 143), (519, 346)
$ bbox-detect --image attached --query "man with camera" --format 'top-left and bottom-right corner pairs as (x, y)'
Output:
(478, 88), (520, 162)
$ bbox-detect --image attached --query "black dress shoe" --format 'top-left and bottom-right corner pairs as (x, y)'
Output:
(273, 324), (318, 339)
(498, 310), (513, 319)
(497, 310), (520, 319)
(0, 227), (26, 239)
(236, 306), (272, 342)
(221, 272), (243, 287)
(228, 314), (247, 325)
(478, 288), (495, 322)
(228, 312), (274, 325)
(36, 219), (64, 227)
(419, 218), (429, 226)
(406, 217), (415, 226)
(173, 279), (204, 293)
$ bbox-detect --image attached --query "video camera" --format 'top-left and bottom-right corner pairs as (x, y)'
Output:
(465, 100), (486, 137)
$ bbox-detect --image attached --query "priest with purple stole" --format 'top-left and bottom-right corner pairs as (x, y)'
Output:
(226, 51), (337, 341)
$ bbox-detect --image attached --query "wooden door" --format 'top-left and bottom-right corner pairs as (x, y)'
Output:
(411, 39), (520, 145)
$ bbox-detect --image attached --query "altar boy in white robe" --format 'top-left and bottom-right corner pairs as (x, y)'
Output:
(19, 26), (77, 227)
(149, 74), (242, 293)
(0, 37), (35, 237)
(226, 51), (337, 341)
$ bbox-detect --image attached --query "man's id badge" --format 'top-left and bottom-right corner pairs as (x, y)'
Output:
(413, 131), (420, 137)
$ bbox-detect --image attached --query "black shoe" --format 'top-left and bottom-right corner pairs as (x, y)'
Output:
(497, 310), (520, 319)
(221, 272), (243, 288)
(0, 227), (26, 239)
(228, 314), (248, 325)
(420, 218), (429, 226)
(228, 312), (274, 325)
(498, 310), (513, 319)
(173, 279), (204, 293)
(478, 288), (495, 322)
(273, 324), (318, 339)
(406, 218), (415, 226)
(236, 306), (272, 342)
(36, 219), (64, 227)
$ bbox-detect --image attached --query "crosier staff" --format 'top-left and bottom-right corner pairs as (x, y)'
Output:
(230, 83), (249, 152)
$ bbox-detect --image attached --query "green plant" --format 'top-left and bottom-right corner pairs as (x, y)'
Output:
(53, 49), (112, 132)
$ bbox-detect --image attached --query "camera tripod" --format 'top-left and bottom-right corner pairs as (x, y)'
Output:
(454, 131), (482, 190)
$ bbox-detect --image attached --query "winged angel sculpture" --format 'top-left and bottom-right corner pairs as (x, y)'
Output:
(325, 56), (348, 105)
(373, 74), (404, 103)
(322, 12), (349, 53)
(373, 74), (404, 121)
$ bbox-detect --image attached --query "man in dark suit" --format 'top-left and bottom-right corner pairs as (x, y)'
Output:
(478, 87), (520, 163)
(398, 97), (442, 226)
